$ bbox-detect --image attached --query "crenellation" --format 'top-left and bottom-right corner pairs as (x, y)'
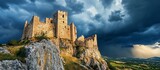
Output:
(76, 34), (98, 48)
(21, 10), (97, 45)
(22, 11), (76, 42)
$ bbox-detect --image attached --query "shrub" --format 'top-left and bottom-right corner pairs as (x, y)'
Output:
(7, 39), (30, 46)
(16, 47), (26, 58)
(6, 46), (26, 63)
(75, 45), (86, 58)
(61, 54), (87, 70)
(7, 46), (23, 55)
(106, 60), (116, 70)
(20, 40), (30, 45)
(35, 33), (49, 41)
(7, 40), (19, 46)
(0, 53), (17, 61)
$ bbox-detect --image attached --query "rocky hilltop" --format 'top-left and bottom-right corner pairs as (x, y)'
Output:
(0, 40), (64, 70)
(0, 38), (109, 70)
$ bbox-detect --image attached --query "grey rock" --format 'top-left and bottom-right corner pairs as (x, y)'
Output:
(0, 47), (10, 54)
(78, 45), (109, 70)
(25, 39), (64, 70)
(0, 60), (27, 70)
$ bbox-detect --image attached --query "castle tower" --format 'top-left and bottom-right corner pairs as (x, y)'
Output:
(53, 10), (69, 38)
(93, 34), (97, 46)
(70, 22), (77, 42)
(31, 16), (40, 37)
(21, 20), (28, 40)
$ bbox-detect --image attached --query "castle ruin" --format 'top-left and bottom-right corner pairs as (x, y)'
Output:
(22, 10), (97, 46)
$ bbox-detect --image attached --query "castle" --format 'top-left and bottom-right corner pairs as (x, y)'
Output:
(21, 10), (97, 46)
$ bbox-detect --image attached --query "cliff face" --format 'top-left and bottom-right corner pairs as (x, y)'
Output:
(0, 38), (109, 70)
(25, 40), (64, 70)
(58, 35), (109, 70)
(0, 40), (64, 70)
(0, 60), (27, 70)
(76, 44), (108, 70)
(74, 35), (109, 70)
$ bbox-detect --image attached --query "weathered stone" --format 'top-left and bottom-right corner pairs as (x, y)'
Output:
(0, 60), (27, 70)
(59, 39), (74, 55)
(25, 39), (64, 70)
(0, 47), (10, 54)
(22, 10), (77, 42)
(75, 35), (109, 70)
(77, 35), (85, 42)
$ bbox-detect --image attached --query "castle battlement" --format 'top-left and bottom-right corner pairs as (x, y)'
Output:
(22, 10), (77, 42)
(21, 10), (97, 46)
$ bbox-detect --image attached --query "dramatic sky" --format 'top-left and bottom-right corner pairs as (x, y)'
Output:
(0, 0), (160, 58)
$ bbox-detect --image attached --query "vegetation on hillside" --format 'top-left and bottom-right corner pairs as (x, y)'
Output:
(103, 57), (160, 70)
(0, 46), (26, 63)
(76, 46), (86, 58)
(7, 39), (30, 46)
(35, 33), (49, 41)
(0, 53), (17, 60)
(61, 54), (87, 70)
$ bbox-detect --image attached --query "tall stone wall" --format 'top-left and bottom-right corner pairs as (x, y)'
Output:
(54, 10), (71, 40)
(21, 20), (33, 40)
(21, 21), (28, 39)
(70, 23), (77, 42)
(85, 34), (97, 47)
(21, 10), (77, 42)
(22, 16), (55, 40)
(32, 16), (55, 38)
(76, 34), (98, 48)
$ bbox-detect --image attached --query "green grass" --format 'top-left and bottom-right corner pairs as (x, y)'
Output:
(0, 46), (27, 63)
(7, 39), (30, 46)
(75, 45), (87, 58)
(61, 54), (87, 70)
(0, 53), (17, 60)
(108, 60), (151, 70)
(34, 33), (49, 41)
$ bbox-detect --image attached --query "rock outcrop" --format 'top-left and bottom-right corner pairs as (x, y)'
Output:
(0, 60), (27, 70)
(78, 45), (108, 70)
(0, 47), (10, 54)
(75, 35), (109, 70)
(0, 40), (64, 70)
(25, 40), (64, 70)
(0, 38), (109, 70)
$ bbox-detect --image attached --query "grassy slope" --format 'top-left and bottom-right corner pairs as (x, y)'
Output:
(108, 60), (157, 70)
(0, 45), (26, 63)
(60, 54), (88, 70)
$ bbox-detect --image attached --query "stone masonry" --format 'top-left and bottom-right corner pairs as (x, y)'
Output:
(21, 10), (77, 42)
(21, 10), (97, 45)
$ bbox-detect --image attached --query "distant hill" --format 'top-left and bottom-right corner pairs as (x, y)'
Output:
(104, 57), (160, 70)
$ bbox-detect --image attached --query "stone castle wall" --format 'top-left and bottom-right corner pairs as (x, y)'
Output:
(76, 34), (98, 48)
(22, 10), (77, 42)
(54, 11), (71, 40)
(31, 16), (55, 38)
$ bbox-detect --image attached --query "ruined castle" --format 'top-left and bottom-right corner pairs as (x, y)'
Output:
(21, 10), (97, 46)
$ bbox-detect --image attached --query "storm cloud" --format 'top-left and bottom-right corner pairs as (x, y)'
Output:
(132, 45), (160, 58)
(0, 0), (160, 58)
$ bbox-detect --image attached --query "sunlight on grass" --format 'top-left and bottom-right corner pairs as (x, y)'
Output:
(61, 54), (87, 70)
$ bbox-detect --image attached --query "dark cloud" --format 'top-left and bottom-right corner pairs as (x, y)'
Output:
(101, 0), (113, 8)
(98, 43), (133, 58)
(0, 0), (27, 9)
(65, 0), (84, 14)
(108, 10), (124, 22)
(121, 0), (160, 33)
(83, 0), (160, 57)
